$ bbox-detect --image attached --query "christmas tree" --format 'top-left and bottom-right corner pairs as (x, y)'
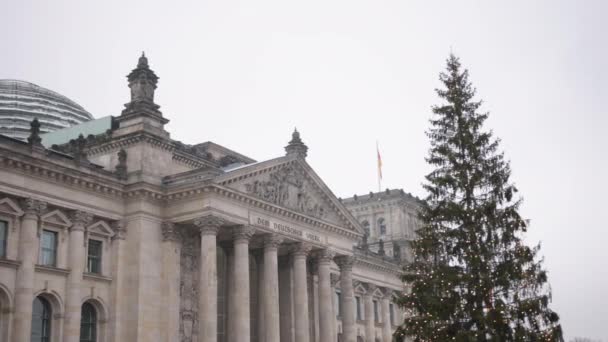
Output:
(394, 55), (563, 341)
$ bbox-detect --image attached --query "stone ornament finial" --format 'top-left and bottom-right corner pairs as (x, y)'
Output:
(27, 118), (43, 147)
(232, 225), (256, 241)
(285, 128), (308, 158)
(313, 249), (335, 264)
(263, 234), (284, 250)
(122, 52), (162, 117)
(161, 221), (180, 242)
(112, 220), (127, 240)
(70, 210), (93, 230)
(115, 148), (128, 180)
(334, 255), (356, 271)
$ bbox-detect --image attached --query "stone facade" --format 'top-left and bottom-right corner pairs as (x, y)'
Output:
(0, 54), (410, 342)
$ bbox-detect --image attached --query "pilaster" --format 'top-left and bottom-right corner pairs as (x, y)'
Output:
(64, 210), (93, 342)
(13, 198), (46, 342)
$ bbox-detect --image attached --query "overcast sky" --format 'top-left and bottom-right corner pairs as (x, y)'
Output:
(2, 0), (606, 340)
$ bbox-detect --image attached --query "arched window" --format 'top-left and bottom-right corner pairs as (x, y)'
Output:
(80, 302), (97, 342)
(31, 296), (52, 342)
(361, 220), (370, 236)
(377, 218), (386, 235)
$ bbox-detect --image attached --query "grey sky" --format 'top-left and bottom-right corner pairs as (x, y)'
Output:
(2, 0), (606, 340)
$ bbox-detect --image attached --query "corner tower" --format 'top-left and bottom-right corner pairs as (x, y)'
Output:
(114, 53), (169, 138)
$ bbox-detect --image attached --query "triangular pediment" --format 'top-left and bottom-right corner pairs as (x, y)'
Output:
(0, 198), (24, 217)
(372, 287), (385, 298)
(41, 210), (72, 227)
(87, 221), (114, 238)
(216, 157), (364, 234)
(354, 282), (368, 295)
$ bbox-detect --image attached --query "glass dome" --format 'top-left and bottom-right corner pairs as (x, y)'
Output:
(0, 79), (93, 140)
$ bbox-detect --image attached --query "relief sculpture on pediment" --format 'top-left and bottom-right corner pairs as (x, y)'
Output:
(244, 165), (326, 219)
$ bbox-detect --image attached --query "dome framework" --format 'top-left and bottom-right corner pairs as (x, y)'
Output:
(0, 79), (93, 140)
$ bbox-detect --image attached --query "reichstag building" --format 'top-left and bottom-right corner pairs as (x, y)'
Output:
(0, 54), (420, 342)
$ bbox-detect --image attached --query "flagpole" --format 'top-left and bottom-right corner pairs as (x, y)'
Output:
(376, 141), (382, 192)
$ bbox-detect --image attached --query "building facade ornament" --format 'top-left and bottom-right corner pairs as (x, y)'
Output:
(244, 164), (326, 219)
(285, 128), (308, 158)
(313, 248), (335, 265)
(70, 210), (93, 231)
(111, 220), (127, 240)
(263, 234), (284, 250)
(193, 215), (224, 235)
(335, 255), (356, 271)
(115, 148), (128, 180)
(27, 118), (42, 147)
(161, 221), (180, 242)
(232, 225), (256, 241)
(21, 198), (46, 217)
(290, 242), (312, 257)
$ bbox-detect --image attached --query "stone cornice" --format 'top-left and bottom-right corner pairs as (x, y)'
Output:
(83, 272), (113, 283)
(354, 253), (402, 277)
(35, 264), (70, 276)
(0, 150), (124, 199)
(84, 131), (217, 170)
(0, 258), (21, 269)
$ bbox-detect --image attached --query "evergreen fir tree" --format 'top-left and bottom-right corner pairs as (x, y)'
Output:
(394, 55), (563, 342)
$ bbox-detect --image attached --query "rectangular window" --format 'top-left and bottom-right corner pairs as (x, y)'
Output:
(87, 239), (102, 274)
(355, 296), (362, 320)
(39, 230), (57, 266)
(373, 300), (379, 323)
(389, 303), (395, 325)
(0, 220), (7, 258)
(335, 291), (342, 318)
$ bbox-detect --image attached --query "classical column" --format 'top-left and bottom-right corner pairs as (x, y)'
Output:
(255, 251), (265, 342)
(13, 198), (46, 342)
(224, 245), (235, 342)
(336, 255), (356, 342)
(314, 249), (334, 342)
(263, 234), (282, 342)
(364, 284), (376, 342)
(64, 210), (93, 342)
(292, 243), (312, 342)
(381, 291), (392, 342)
(194, 216), (222, 342)
(161, 222), (181, 342)
(232, 225), (255, 341)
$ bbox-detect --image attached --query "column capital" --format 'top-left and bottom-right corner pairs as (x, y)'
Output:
(290, 242), (312, 258)
(193, 215), (225, 232)
(232, 225), (255, 242)
(21, 197), (46, 217)
(380, 287), (396, 299)
(112, 220), (127, 240)
(312, 249), (335, 264)
(70, 210), (93, 231)
(161, 221), (180, 242)
(335, 255), (355, 271)
(263, 234), (283, 250)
